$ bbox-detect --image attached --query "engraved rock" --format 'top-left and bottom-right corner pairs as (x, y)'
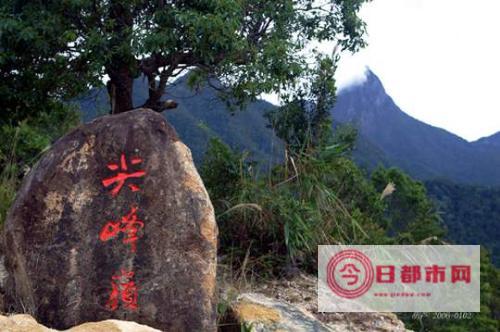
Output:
(3, 109), (218, 331)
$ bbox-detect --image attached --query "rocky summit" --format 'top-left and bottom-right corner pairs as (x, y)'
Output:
(2, 109), (218, 331)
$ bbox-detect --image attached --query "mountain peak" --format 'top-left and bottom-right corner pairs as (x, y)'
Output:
(362, 68), (387, 94)
(339, 67), (386, 96)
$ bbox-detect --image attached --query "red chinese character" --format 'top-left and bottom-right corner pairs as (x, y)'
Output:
(376, 265), (395, 283)
(102, 153), (146, 196)
(451, 265), (471, 283)
(99, 206), (144, 252)
(401, 265), (421, 283)
(107, 269), (138, 311)
(425, 265), (446, 283)
(339, 263), (361, 286)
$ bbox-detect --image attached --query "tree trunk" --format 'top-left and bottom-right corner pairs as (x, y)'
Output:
(106, 0), (134, 114)
(107, 67), (134, 114)
(142, 86), (163, 111)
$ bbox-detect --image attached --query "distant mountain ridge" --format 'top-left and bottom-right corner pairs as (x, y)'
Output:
(332, 71), (500, 265)
(77, 72), (500, 265)
(473, 132), (500, 148)
(78, 70), (500, 185)
(334, 70), (500, 185)
(78, 77), (283, 167)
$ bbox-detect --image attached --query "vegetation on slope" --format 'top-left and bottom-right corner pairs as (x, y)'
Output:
(426, 180), (500, 266)
(200, 61), (500, 330)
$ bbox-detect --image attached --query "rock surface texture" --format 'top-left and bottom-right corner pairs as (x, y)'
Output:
(227, 291), (409, 332)
(231, 293), (332, 332)
(0, 314), (161, 332)
(219, 273), (410, 332)
(3, 109), (218, 331)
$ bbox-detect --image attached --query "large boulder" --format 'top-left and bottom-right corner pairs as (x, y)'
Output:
(3, 109), (218, 331)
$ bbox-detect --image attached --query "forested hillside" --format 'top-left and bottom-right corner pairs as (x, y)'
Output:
(78, 73), (500, 267)
(78, 77), (282, 166)
(426, 180), (500, 265)
(80, 71), (500, 186)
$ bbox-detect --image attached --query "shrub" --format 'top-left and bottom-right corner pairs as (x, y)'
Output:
(202, 138), (388, 276)
(0, 105), (80, 227)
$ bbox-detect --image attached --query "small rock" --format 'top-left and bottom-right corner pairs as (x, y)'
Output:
(228, 292), (332, 332)
(0, 314), (161, 332)
(246, 274), (411, 332)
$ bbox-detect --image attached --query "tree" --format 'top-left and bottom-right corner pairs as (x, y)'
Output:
(1, 0), (369, 116)
(265, 54), (337, 153)
(371, 167), (445, 243)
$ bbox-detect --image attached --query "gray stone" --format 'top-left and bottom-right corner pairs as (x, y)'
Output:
(230, 292), (332, 332)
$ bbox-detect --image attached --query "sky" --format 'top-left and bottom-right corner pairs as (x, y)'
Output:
(332, 0), (500, 142)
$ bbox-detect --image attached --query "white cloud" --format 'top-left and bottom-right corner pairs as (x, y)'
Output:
(335, 0), (500, 141)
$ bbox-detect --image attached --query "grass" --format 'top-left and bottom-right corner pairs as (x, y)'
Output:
(0, 166), (16, 227)
(202, 138), (388, 278)
(0, 127), (21, 227)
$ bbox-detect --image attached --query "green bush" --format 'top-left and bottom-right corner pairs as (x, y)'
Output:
(0, 164), (16, 226)
(203, 137), (500, 329)
(0, 105), (80, 171)
(202, 138), (388, 275)
(371, 167), (445, 244)
(0, 105), (80, 227)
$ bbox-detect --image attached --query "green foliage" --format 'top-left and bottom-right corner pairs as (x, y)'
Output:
(265, 55), (338, 153)
(371, 167), (445, 244)
(0, 164), (16, 227)
(331, 124), (358, 153)
(1, 0), (370, 114)
(0, 1), (96, 122)
(240, 323), (253, 332)
(425, 179), (500, 266)
(200, 138), (251, 212)
(202, 136), (388, 275)
(265, 99), (310, 153)
(0, 105), (80, 172)
(0, 105), (80, 226)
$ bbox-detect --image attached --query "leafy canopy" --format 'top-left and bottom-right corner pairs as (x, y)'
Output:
(1, 0), (370, 115)
(265, 55), (338, 153)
